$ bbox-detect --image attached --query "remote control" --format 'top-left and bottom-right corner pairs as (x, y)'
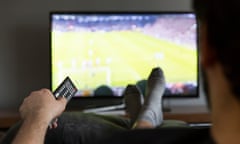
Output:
(53, 76), (77, 102)
(49, 76), (77, 127)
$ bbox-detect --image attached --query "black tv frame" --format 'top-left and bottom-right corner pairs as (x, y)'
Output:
(49, 11), (200, 101)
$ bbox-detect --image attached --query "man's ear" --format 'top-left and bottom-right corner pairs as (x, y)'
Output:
(200, 23), (217, 68)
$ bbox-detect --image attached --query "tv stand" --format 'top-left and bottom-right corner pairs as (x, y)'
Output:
(162, 98), (172, 112)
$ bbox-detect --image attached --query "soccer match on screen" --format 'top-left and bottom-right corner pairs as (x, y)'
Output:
(51, 13), (198, 97)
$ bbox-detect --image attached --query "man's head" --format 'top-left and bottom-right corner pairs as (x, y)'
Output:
(193, 0), (240, 100)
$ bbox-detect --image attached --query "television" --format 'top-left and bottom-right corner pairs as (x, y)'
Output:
(50, 12), (199, 100)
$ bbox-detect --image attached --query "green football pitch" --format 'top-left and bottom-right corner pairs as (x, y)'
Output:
(51, 31), (197, 90)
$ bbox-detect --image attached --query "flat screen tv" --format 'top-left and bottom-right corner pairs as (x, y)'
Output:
(50, 12), (199, 98)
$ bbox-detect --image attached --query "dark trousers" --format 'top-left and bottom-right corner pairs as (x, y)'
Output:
(1, 112), (130, 144)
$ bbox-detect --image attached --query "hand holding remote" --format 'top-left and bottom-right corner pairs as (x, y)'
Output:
(13, 89), (67, 144)
(19, 89), (67, 125)
(49, 76), (77, 128)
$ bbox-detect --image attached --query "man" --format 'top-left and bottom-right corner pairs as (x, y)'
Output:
(2, 67), (165, 144)
(194, 0), (240, 143)
(5, 0), (240, 143)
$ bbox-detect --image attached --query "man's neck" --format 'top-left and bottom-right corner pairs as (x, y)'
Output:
(207, 63), (240, 144)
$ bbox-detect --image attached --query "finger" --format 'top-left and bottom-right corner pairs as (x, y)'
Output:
(49, 118), (58, 129)
(53, 121), (58, 129)
(40, 88), (51, 93)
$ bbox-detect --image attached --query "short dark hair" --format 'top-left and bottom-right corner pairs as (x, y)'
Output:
(193, 0), (240, 99)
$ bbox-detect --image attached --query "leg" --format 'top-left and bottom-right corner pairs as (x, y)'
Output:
(124, 67), (166, 129)
(1, 112), (128, 144)
(124, 84), (143, 126)
(134, 67), (166, 128)
(47, 112), (127, 144)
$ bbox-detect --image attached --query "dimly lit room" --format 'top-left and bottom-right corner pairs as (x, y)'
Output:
(0, 0), (213, 143)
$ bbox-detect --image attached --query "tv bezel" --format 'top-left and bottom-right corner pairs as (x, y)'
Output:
(49, 11), (200, 99)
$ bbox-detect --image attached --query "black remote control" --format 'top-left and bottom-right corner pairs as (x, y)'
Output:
(49, 77), (77, 127)
(53, 76), (77, 102)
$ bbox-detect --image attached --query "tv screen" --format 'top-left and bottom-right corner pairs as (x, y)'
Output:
(50, 12), (198, 98)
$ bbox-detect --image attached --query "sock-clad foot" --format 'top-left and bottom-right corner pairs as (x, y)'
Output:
(124, 84), (143, 126)
(135, 67), (166, 128)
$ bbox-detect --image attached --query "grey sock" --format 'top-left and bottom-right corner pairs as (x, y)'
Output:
(124, 84), (143, 126)
(137, 67), (166, 127)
